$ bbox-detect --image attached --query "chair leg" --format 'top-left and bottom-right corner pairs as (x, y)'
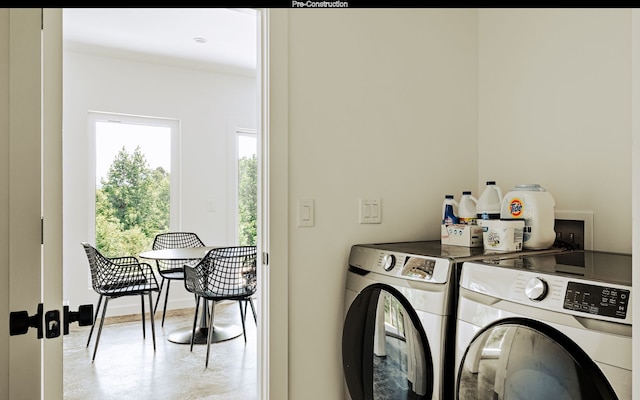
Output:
(248, 297), (257, 324)
(238, 301), (247, 342)
(141, 295), (146, 339)
(148, 292), (157, 351)
(161, 280), (171, 327)
(205, 299), (215, 368)
(190, 295), (201, 352)
(92, 297), (110, 362)
(153, 277), (166, 314)
(86, 294), (103, 348)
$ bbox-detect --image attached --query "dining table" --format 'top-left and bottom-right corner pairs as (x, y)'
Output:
(139, 246), (243, 345)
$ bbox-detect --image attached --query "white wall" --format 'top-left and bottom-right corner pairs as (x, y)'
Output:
(478, 9), (632, 253)
(279, 9), (479, 399)
(63, 50), (257, 315)
(269, 8), (635, 400)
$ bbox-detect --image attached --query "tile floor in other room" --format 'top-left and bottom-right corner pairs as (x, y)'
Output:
(63, 300), (257, 400)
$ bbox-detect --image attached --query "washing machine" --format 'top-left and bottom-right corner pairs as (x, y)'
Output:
(342, 241), (566, 400)
(455, 250), (632, 400)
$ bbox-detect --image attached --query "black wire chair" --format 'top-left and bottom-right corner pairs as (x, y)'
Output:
(152, 232), (205, 326)
(183, 246), (257, 367)
(81, 242), (159, 361)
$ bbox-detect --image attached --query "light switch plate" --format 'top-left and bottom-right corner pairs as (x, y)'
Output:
(359, 198), (381, 224)
(206, 199), (216, 212)
(297, 199), (314, 227)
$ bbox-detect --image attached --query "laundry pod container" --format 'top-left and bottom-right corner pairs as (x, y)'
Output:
(500, 184), (556, 250)
(481, 219), (524, 252)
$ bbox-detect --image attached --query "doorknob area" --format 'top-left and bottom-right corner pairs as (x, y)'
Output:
(45, 309), (61, 339)
(9, 303), (93, 339)
(10, 303), (44, 339)
(63, 304), (93, 335)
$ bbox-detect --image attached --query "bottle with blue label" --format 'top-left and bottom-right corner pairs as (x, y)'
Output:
(442, 195), (459, 225)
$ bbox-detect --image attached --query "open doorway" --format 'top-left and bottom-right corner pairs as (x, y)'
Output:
(62, 8), (261, 398)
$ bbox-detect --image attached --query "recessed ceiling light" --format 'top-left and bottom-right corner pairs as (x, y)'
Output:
(193, 37), (208, 44)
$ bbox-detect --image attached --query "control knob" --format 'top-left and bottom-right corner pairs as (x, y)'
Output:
(381, 254), (396, 271)
(525, 277), (548, 301)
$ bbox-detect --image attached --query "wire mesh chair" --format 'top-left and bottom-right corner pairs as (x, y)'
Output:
(152, 232), (205, 326)
(184, 246), (257, 367)
(81, 242), (159, 361)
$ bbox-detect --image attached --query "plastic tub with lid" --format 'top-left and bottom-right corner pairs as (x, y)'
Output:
(500, 184), (555, 250)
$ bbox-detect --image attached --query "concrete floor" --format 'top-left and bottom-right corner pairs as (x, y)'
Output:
(63, 300), (257, 400)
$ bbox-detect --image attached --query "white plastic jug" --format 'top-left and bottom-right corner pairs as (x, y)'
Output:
(476, 181), (502, 221)
(500, 184), (556, 250)
(458, 191), (477, 225)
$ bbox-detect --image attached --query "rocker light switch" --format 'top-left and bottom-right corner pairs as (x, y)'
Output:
(297, 199), (314, 227)
(359, 198), (382, 224)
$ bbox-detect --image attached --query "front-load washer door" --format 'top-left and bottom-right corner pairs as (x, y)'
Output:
(343, 283), (434, 400)
(457, 317), (619, 400)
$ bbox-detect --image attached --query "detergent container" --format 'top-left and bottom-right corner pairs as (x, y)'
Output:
(476, 181), (502, 221)
(458, 191), (477, 225)
(500, 184), (556, 250)
(442, 195), (459, 225)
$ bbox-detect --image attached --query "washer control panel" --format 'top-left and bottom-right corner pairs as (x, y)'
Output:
(348, 245), (451, 284)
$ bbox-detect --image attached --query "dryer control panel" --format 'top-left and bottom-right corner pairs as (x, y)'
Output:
(460, 261), (632, 325)
(564, 281), (630, 319)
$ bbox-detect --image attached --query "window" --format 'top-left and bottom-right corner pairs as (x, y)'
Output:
(89, 112), (180, 256)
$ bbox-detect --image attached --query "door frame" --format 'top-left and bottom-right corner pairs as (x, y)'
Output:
(3, 8), (64, 399)
(3, 7), (284, 400)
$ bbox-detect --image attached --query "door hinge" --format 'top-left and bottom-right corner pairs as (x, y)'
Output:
(41, 217), (44, 244)
(262, 252), (269, 266)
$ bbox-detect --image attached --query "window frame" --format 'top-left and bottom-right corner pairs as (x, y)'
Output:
(87, 111), (181, 243)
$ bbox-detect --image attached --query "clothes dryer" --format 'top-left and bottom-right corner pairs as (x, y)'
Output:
(342, 241), (565, 400)
(455, 250), (632, 400)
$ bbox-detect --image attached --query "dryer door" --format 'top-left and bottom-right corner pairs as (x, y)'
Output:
(342, 283), (433, 400)
(457, 318), (618, 400)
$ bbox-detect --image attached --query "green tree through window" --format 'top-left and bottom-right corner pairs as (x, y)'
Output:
(238, 153), (257, 246)
(96, 146), (170, 256)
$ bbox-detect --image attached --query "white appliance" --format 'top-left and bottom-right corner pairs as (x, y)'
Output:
(455, 250), (632, 399)
(342, 241), (566, 400)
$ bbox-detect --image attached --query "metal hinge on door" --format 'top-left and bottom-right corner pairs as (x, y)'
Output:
(9, 303), (93, 339)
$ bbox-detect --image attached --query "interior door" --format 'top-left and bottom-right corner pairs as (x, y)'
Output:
(1, 8), (63, 399)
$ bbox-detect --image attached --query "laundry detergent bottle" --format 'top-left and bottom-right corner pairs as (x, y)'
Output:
(442, 195), (459, 225)
(500, 184), (556, 249)
(476, 181), (502, 221)
(458, 191), (477, 225)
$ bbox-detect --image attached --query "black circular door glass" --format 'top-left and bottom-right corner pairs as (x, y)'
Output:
(457, 318), (618, 400)
(343, 284), (433, 400)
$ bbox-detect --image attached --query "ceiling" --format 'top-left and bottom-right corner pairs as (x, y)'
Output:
(63, 8), (258, 75)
